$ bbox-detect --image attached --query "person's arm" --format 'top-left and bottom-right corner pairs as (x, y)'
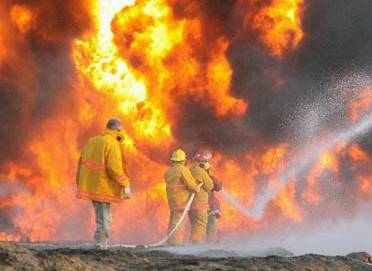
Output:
(119, 142), (131, 198)
(211, 176), (222, 191)
(182, 167), (200, 193)
(201, 170), (214, 192)
(105, 141), (129, 187)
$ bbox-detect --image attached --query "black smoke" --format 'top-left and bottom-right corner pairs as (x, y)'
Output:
(0, 0), (92, 165)
(166, 0), (372, 154)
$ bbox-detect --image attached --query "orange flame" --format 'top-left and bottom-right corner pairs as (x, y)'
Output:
(274, 181), (303, 222)
(246, 0), (304, 57)
(10, 5), (34, 34)
(351, 88), (372, 121)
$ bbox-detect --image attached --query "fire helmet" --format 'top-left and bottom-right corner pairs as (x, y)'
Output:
(170, 149), (186, 162)
(203, 162), (211, 170)
(193, 150), (212, 162)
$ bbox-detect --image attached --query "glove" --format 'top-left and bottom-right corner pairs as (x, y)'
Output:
(124, 186), (131, 199)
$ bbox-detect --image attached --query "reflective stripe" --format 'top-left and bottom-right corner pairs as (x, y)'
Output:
(190, 202), (209, 210)
(77, 191), (120, 200)
(167, 184), (188, 189)
(77, 191), (122, 203)
(77, 190), (118, 198)
(114, 175), (127, 185)
(79, 195), (121, 203)
(81, 160), (106, 170)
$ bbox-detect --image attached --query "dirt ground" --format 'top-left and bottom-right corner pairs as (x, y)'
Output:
(1, 242), (372, 271)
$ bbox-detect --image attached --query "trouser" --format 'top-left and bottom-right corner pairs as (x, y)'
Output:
(207, 214), (218, 243)
(167, 210), (186, 246)
(189, 209), (208, 244)
(92, 201), (112, 248)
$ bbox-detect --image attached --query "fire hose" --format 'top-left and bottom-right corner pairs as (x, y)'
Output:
(111, 183), (203, 249)
(20, 189), (196, 251)
(20, 185), (247, 250)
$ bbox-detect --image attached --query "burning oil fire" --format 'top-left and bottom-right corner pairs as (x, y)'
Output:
(0, 0), (371, 244)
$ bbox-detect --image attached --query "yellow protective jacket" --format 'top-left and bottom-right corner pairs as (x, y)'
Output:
(164, 163), (199, 211)
(117, 132), (129, 178)
(190, 164), (214, 210)
(76, 130), (129, 203)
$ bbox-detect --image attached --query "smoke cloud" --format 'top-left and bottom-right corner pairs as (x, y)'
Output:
(0, 0), (91, 165)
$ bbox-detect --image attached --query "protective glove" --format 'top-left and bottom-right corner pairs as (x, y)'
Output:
(124, 186), (131, 199)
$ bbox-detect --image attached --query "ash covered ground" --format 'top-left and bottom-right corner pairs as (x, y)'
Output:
(1, 242), (372, 271)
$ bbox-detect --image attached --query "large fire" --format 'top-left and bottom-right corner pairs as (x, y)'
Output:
(0, 0), (371, 244)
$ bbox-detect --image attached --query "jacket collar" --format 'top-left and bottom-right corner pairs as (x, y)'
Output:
(102, 129), (120, 139)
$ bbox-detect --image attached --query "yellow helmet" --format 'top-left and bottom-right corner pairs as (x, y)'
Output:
(203, 162), (211, 170)
(170, 149), (186, 162)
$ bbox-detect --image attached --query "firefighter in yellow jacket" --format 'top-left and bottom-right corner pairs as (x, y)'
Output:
(189, 150), (214, 243)
(76, 117), (130, 250)
(164, 149), (199, 245)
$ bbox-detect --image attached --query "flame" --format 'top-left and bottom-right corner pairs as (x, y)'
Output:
(10, 5), (34, 34)
(256, 144), (288, 175)
(0, 119), (82, 241)
(73, 0), (172, 142)
(349, 144), (369, 163)
(110, 0), (247, 118)
(274, 181), (303, 222)
(206, 38), (247, 116)
(348, 144), (372, 196)
(302, 151), (338, 206)
(359, 177), (372, 194)
(319, 151), (338, 171)
(351, 88), (372, 121)
(247, 0), (304, 57)
(0, 232), (21, 242)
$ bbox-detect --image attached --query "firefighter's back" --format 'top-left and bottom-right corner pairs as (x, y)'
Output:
(164, 164), (192, 211)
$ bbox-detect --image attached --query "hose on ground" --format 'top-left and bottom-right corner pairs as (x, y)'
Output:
(111, 183), (202, 248)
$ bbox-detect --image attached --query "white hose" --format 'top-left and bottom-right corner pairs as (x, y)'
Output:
(24, 186), (247, 250)
(111, 184), (202, 248)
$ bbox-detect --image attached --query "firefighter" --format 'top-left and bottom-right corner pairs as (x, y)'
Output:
(203, 162), (223, 243)
(76, 117), (130, 250)
(164, 149), (200, 246)
(189, 150), (214, 244)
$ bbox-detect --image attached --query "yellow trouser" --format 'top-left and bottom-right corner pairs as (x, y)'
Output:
(207, 214), (218, 243)
(167, 211), (186, 246)
(189, 209), (208, 244)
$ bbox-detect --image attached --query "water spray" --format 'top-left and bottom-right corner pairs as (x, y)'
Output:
(220, 189), (252, 218)
(221, 112), (372, 220)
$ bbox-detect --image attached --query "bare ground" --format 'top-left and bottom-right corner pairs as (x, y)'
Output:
(1, 242), (372, 271)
